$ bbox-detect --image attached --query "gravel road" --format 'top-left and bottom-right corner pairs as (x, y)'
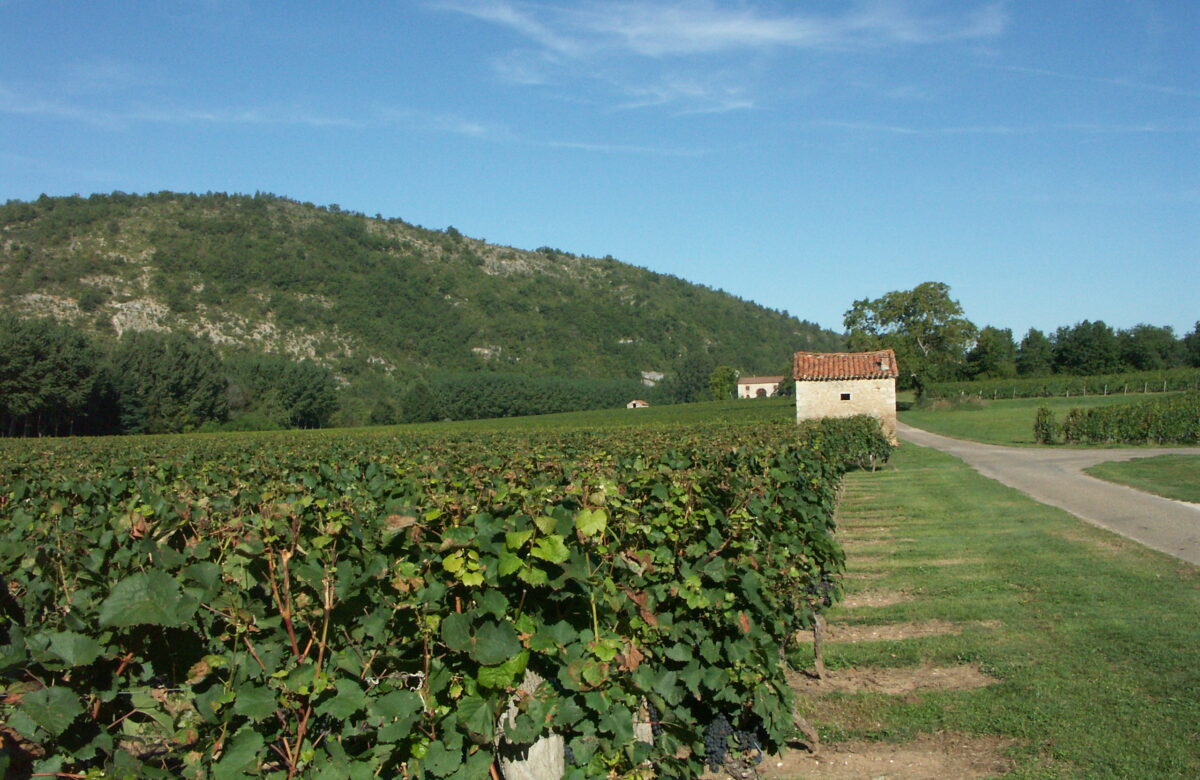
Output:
(897, 422), (1200, 567)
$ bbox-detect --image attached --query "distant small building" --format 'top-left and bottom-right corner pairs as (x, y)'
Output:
(626, 399), (651, 409)
(793, 350), (899, 443)
(737, 376), (785, 399)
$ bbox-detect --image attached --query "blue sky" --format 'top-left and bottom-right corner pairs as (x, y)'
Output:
(2, 1), (1197, 337)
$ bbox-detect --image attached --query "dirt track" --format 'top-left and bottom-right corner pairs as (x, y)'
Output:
(898, 422), (1200, 566)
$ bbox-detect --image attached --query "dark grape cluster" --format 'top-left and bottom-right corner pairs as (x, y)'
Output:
(732, 724), (765, 765)
(704, 714), (767, 774)
(703, 714), (734, 771)
(805, 570), (834, 607)
(646, 700), (664, 738)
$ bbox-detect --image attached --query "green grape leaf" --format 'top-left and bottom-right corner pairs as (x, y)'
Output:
(472, 621), (521, 666)
(47, 631), (104, 667)
(19, 687), (83, 736)
(98, 571), (197, 628)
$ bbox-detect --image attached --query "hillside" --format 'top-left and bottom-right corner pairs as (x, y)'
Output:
(0, 192), (841, 381)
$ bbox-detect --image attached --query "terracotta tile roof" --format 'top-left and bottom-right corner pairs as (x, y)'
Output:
(736, 376), (785, 384)
(793, 350), (899, 381)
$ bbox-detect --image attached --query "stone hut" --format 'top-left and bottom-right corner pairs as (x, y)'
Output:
(793, 350), (899, 443)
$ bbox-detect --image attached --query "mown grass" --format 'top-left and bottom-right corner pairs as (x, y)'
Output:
(790, 443), (1200, 778)
(898, 393), (1184, 446)
(1084, 455), (1200, 504)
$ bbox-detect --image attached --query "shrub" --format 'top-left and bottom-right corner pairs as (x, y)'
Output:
(1058, 393), (1200, 444)
(1033, 406), (1058, 444)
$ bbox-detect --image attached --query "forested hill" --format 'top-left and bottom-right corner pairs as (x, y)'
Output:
(0, 192), (841, 380)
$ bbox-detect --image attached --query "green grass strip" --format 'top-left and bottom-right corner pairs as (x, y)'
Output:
(899, 394), (1184, 447)
(793, 443), (1200, 779)
(1084, 455), (1200, 504)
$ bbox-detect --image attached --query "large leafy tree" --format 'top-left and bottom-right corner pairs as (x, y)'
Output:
(1052, 320), (1119, 375)
(843, 282), (977, 391)
(966, 326), (1017, 379)
(1183, 322), (1200, 368)
(1016, 328), (1054, 376)
(708, 365), (738, 400)
(1117, 324), (1180, 371)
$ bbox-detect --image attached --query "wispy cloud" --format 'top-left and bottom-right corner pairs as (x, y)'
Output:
(435, 0), (1008, 57)
(432, 1), (1008, 112)
(375, 106), (515, 140)
(615, 73), (757, 113)
(996, 63), (1200, 100)
(0, 78), (554, 149)
(437, 0), (584, 55)
(0, 82), (363, 129)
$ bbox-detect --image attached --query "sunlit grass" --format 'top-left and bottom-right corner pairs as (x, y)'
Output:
(1085, 455), (1200, 503)
(789, 443), (1200, 778)
(899, 393), (1184, 446)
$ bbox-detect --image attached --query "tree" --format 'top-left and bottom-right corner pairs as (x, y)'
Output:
(966, 326), (1016, 379)
(1052, 320), (1119, 375)
(656, 352), (716, 404)
(770, 354), (798, 397)
(109, 331), (228, 433)
(1117, 324), (1180, 371)
(0, 316), (103, 436)
(400, 379), (441, 423)
(708, 365), (738, 400)
(1016, 328), (1054, 376)
(1183, 322), (1200, 368)
(843, 281), (977, 391)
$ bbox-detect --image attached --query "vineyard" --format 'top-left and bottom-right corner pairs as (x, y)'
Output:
(921, 367), (1200, 402)
(1037, 392), (1200, 445)
(0, 415), (892, 778)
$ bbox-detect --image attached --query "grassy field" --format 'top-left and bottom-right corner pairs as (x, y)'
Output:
(898, 393), (1184, 446)
(1085, 455), (1200, 504)
(788, 443), (1200, 778)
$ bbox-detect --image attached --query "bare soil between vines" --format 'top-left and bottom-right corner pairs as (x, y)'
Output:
(838, 589), (914, 609)
(788, 662), (998, 696)
(795, 619), (963, 643)
(759, 733), (1016, 779)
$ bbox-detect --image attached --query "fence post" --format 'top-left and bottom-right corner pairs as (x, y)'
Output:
(1104, 384), (1107, 396)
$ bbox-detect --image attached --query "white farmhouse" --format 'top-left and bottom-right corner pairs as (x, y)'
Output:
(793, 350), (899, 443)
(737, 376), (785, 398)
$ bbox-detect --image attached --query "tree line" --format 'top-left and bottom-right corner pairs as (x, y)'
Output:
(0, 317), (677, 437)
(844, 282), (1199, 392)
(0, 317), (338, 437)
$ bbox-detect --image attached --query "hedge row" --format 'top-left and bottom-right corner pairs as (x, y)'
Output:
(1035, 393), (1200, 445)
(0, 415), (891, 779)
(922, 367), (1200, 402)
